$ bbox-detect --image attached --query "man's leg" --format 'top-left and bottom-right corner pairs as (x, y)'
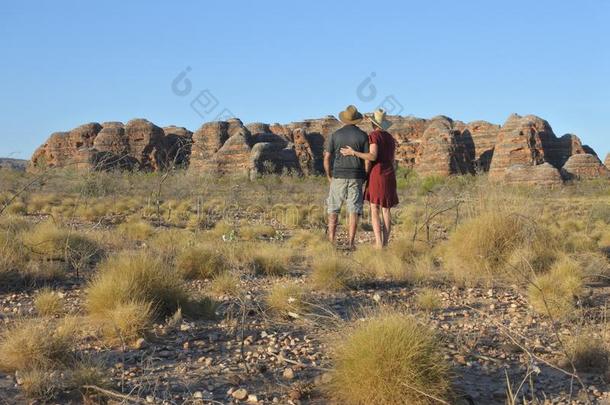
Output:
(328, 213), (338, 243)
(370, 203), (383, 249)
(381, 207), (392, 246)
(348, 212), (359, 248)
(346, 179), (364, 249)
(326, 179), (342, 244)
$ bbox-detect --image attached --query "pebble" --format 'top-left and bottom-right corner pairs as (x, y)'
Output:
(134, 337), (148, 350)
(282, 367), (295, 380)
(232, 388), (248, 401)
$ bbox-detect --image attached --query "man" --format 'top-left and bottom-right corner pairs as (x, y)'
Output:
(324, 105), (370, 248)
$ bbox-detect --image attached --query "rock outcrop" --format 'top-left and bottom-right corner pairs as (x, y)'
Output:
(415, 117), (472, 177)
(29, 113), (606, 184)
(561, 154), (610, 180)
(461, 121), (500, 172)
(0, 158), (27, 171)
(30, 119), (195, 172)
(488, 114), (550, 179)
(504, 163), (563, 187)
(605, 153), (610, 169)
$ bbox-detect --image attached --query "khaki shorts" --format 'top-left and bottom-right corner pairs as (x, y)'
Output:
(326, 178), (364, 215)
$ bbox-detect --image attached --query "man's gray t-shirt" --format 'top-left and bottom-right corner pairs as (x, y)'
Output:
(325, 124), (370, 179)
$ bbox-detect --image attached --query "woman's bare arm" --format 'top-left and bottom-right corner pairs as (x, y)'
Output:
(340, 144), (378, 161)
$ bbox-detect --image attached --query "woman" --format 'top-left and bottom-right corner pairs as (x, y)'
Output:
(340, 108), (399, 249)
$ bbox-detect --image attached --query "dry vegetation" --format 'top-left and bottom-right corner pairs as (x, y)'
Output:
(0, 167), (608, 403)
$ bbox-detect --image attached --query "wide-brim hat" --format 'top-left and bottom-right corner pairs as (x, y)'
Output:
(367, 108), (391, 130)
(338, 105), (363, 125)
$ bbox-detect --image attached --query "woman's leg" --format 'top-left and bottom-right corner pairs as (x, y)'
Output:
(370, 203), (383, 249)
(381, 207), (392, 246)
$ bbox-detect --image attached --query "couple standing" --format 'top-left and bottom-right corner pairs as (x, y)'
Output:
(324, 105), (399, 249)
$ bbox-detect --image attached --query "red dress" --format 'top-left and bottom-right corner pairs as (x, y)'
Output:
(364, 130), (399, 208)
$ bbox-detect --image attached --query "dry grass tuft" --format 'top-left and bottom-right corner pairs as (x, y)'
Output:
(528, 256), (583, 319)
(329, 312), (452, 404)
(34, 288), (65, 317)
(20, 221), (101, 266)
(266, 283), (308, 316)
(86, 251), (190, 321)
(19, 368), (61, 400)
(566, 329), (609, 373)
(443, 212), (555, 283)
(117, 219), (154, 241)
(0, 318), (76, 373)
(239, 224), (277, 241)
(92, 300), (153, 344)
(249, 245), (293, 276)
(415, 288), (442, 311)
(311, 255), (352, 291)
(353, 246), (408, 282)
(176, 245), (228, 280)
(210, 272), (240, 296)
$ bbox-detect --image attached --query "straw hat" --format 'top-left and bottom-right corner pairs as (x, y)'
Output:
(368, 108), (391, 130)
(338, 105), (363, 125)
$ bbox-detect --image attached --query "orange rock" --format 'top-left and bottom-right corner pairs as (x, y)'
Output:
(561, 154), (610, 180)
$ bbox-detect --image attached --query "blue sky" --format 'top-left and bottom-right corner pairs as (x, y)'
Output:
(1, 0), (608, 159)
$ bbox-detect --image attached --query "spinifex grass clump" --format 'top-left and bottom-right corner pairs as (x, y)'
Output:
(311, 255), (352, 291)
(246, 244), (293, 276)
(0, 317), (76, 373)
(443, 211), (557, 283)
(528, 256), (583, 319)
(210, 272), (240, 296)
(86, 250), (215, 342)
(329, 312), (452, 404)
(0, 317), (107, 401)
(175, 244), (229, 279)
(353, 246), (408, 282)
(266, 283), (308, 316)
(565, 329), (609, 373)
(20, 221), (101, 265)
(34, 288), (65, 317)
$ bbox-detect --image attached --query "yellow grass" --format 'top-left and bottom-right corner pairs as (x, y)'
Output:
(329, 312), (452, 404)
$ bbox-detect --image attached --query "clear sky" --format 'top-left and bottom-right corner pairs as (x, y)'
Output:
(1, 0), (608, 160)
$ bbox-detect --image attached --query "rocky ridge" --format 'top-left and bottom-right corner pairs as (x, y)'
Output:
(29, 114), (609, 184)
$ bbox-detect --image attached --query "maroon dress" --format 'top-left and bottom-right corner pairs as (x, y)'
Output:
(364, 130), (399, 208)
